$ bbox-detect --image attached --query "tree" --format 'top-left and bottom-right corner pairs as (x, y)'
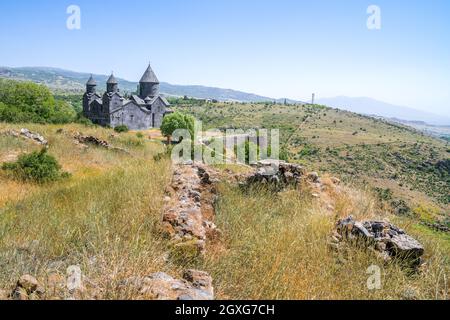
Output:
(0, 79), (76, 124)
(160, 112), (195, 144)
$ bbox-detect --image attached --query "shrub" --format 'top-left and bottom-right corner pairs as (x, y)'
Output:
(114, 125), (129, 133)
(75, 113), (93, 126)
(2, 149), (69, 183)
(136, 132), (144, 138)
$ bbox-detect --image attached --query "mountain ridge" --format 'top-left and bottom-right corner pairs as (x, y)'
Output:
(317, 96), (450, 126)
(1, 66), (449, 125)
(0, 66), (297, 104)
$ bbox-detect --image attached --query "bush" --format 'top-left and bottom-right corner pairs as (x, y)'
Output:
(136, 132), (144, 139)
(114, 125), (129, 133)
(75, 113), (93, 126)
(2, 149), (69, 183)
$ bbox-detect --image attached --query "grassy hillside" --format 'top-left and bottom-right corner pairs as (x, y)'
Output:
(0, 124), (180, 299)
(173, 101), (449, 224)
(0, 123), (448, 300)
(200, 183), (449, 299)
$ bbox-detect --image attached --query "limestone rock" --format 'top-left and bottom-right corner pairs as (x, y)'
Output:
(335, 216), (424, 269)
(120, 270), (214, 300)
(242, 161), (306, 191)
(162, 164), (218, 253)
(12, 274), (45, 300)
(20, 128), (48, 145)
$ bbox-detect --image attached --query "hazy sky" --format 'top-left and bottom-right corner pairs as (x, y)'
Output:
(0, 0), (449, 116)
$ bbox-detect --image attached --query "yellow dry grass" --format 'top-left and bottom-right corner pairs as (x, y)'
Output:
(0, 123), (448, 300)
(201, 182), (449, 300)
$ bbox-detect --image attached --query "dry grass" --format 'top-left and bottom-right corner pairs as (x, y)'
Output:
(0, 123), (448, 300)
(0, 123), (181, 299)
(201, 183), (449, 300)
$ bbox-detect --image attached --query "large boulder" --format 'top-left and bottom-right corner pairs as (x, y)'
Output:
(334, 216), (424, 268)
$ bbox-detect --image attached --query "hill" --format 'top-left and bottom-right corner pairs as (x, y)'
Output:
(173, 100), (450, 215)
(317, 96), (450, 126)
(0, 123), (448, 299)
(0, 66), (295, 103)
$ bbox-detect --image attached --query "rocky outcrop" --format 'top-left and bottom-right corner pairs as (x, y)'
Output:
(74, 133), (130, 154)
(75, 133), (110, 148)
(119, 270), (214, 300)
(241, 160), (306, 190)
(332, 216), (424, 268)
(3, 128), (48, 145)
(162, 163), (220, 253)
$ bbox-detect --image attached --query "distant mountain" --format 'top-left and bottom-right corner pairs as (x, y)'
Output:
(316, 96), (450, 126)
(0, 66), (296, 103)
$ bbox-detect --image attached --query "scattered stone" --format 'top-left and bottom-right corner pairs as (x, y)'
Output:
(162, 164), (219, 253)
(334, 216), (424, 268)
(421, 221), (450, 233)
(119, 270), (214, 300)
(11, 275), (45, 300)
(20, 128), (48, 145)
(74, 133), (130, 155)
(3, 128), (48, 145)
(307, 172), (319, 183)
(242, 160), (306, 191)
(75, 133), (110, 148)
(331, 177), (341, 185)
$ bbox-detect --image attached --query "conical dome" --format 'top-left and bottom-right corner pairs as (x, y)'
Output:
(140, 64), (159, 83)
(107, 73), (118, 84)
(86, 74), (96, 85)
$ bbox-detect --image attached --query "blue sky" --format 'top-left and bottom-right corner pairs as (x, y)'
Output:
(0, 0), (449, 116)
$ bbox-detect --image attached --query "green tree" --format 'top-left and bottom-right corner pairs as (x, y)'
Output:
(160, 112), (195, 143)
(0, 79), (76, 124)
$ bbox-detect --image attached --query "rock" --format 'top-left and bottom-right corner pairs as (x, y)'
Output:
(163, 164), (218, 253)
(307, 172), (319, 183)
(183, 270), (213, 292)
(331, 177), (341, 185)
(334, 216), (424, 269)
(20, 128), (48, 145)
(12, 274), (45, 300)
(353, 222), (373, 240)
(121, 270), (214, 300)
(242, 161), (305, 191)
(386, 234), (424, 264)
(75, 134), (110, 148)
(11, 287), (29, 300)
(17, 275), (40, 294)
